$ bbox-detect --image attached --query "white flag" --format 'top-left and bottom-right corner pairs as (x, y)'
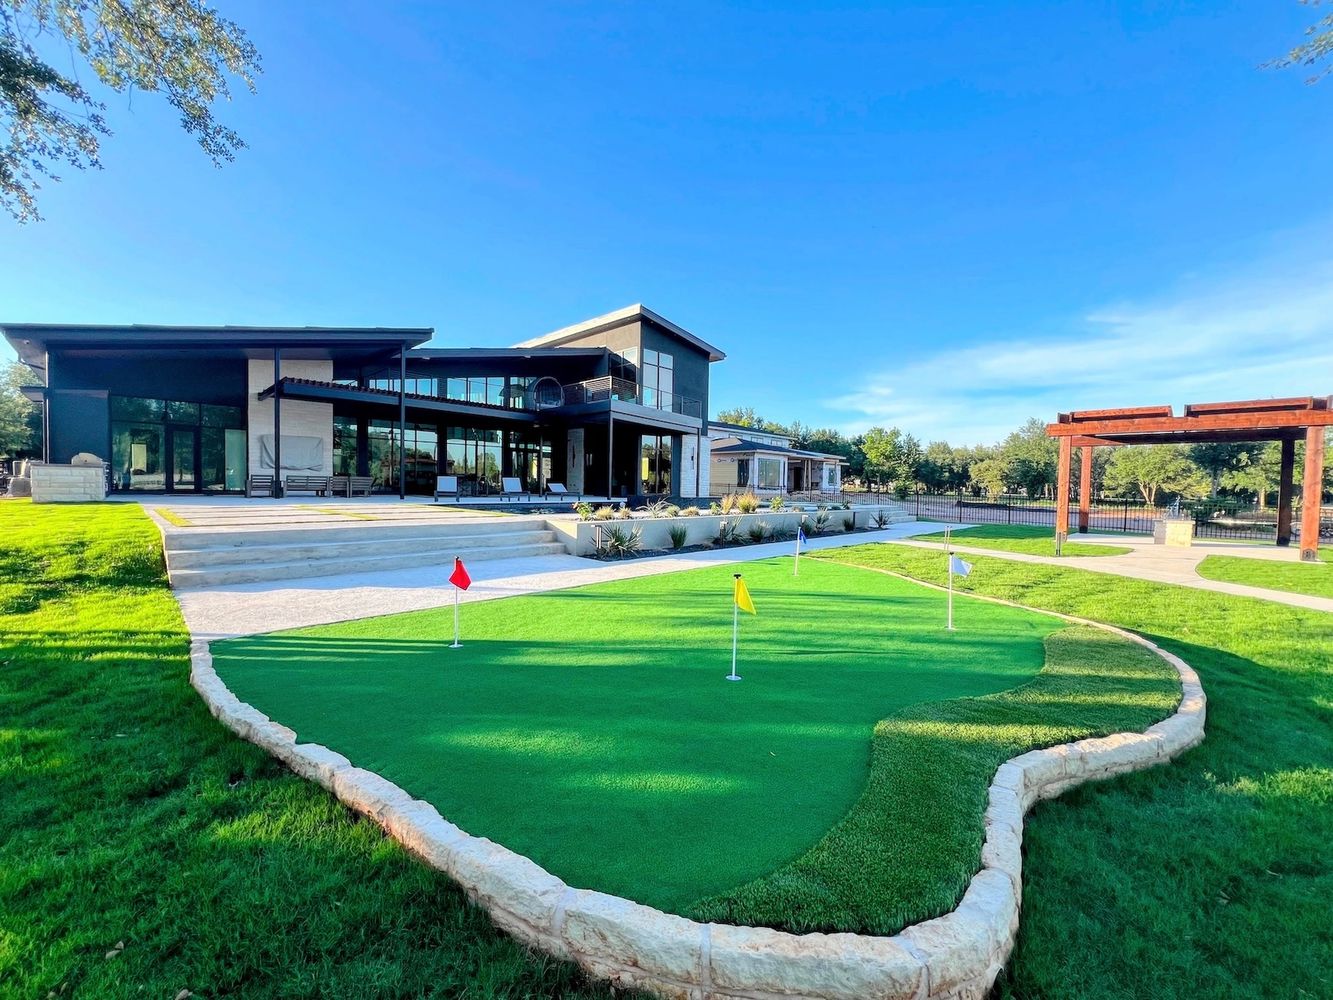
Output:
(949, 554), (972, 577)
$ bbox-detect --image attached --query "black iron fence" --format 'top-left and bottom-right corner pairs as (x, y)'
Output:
(902, 490), (1332, 543)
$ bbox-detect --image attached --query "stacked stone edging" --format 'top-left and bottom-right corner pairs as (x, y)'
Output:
(188, 584), (1205, 1000)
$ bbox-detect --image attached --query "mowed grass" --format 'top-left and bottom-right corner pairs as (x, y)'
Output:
(916, 523), (1132, 557)
(214, 559), (1178, 934)
(0, 502), (613, 999)
(1196, 551), (1333, 599)
(819, 543), (1333, 1000)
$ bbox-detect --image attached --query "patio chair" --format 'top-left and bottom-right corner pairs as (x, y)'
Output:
(544, 482), (580, 501)
(434, 475), (459, 502)
(246, 474), (275, 498)
(348, 475), (374, 497)
(500, 476), (532, 501)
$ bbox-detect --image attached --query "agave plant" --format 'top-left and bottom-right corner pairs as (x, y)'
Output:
(668, 524), (688, 550)
(598, 525), (642, 558)
(872, 510), (889, 529)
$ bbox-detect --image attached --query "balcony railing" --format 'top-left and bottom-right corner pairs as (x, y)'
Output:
(560, 376), (702, 418)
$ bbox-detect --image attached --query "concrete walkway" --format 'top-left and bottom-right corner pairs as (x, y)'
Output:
(176, 521), (973, 640)
(899, 533), (1333, 613)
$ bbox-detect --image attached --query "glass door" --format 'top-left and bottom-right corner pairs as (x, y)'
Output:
(169, 428), (199, 492)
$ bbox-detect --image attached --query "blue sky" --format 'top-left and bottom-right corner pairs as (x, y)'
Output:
(3, 1), (1330, 443)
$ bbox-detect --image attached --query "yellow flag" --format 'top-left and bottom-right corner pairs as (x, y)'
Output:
(734, 576), (757, 615)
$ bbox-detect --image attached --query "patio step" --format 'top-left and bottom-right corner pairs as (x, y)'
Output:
(165, 528), (560, 569)
(162, 517), (569, 588)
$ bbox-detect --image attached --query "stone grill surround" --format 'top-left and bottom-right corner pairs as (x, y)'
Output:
(188, 581), (1205, 1000)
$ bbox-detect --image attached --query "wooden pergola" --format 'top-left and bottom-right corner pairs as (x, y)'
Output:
(1046, 396), (1331, 561)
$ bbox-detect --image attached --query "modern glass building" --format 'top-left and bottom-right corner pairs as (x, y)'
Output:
(3, 305), (724, 498)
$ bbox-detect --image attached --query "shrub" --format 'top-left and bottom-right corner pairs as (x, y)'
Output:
(573, 501), (594, 521)
(664, 504), (681, 518)
(597, 524), (642, 558)
(716, 520), (740, 545)
(842, 514), (855, 532)
(668, 524), (688, 550)
(747, 520), (770, 543)
(614, 506), (633, 520)
(737, 492), (760, 514)
(769, 496), (786, 511)
(680, 506), (701, 517)
(872, 510), (889, 529)
(719, 493), (738, 514)
(804, 510), (830, 537)
(709, 501), (722, 515)
(592, 505), (617, 521)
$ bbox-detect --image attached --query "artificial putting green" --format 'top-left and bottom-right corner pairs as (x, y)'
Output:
(211, 557), (1177, 931)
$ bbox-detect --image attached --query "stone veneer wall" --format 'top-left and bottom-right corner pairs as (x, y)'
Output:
(246, 359), (335, 479)
(29, 463), (107, 503)
(188, 584), (1205, 1000)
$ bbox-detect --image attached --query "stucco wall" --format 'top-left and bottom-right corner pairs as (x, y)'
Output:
(246, 359), (334, 478)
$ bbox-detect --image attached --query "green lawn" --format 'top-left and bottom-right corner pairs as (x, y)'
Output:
(213, 558), (1177, 934)
(915, 523), (1132, 557)
(1196, 551), (1333, 599)
(0, 502), (612, 999)
(819, 543), (1333, 1000)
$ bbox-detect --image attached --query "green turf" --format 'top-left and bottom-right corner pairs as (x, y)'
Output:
(212, 558), (1177, 934)
(819, 543), (1333, 999)
(916, 523), (1133, 557)
(0, 501), (612, 999)
(1196, 551), (1332, 599)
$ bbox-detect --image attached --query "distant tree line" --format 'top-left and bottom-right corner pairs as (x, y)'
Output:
(715, 406), (1331, 506)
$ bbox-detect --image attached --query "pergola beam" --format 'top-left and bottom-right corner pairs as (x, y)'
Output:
(1049, 408), (1333, 439)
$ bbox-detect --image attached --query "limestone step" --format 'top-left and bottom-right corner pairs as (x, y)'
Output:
(165, 528), (560, 569)
(162, 516), (550, 551)
(169, 539), (570, 588)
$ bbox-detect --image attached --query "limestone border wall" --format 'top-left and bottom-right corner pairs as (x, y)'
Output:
(188, 584), (1205, 1000)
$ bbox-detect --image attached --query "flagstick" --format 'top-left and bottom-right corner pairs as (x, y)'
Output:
(727, 591), (741, 681)
(451, 585), (462, 648)
(947, 563), (955, 631)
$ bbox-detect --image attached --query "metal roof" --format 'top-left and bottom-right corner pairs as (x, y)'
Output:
(513, 304), (727, 362)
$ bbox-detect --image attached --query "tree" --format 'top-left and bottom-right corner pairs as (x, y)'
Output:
(1104, 445), (1209, 505)
(715, 406), (762, 428)
(0, 359), (40, 458)
(1270, 2), (1333, 82)
(1221, 443), (1286, 508)
(994, 418), (1057, 498)
(1, 0), (261, 222)
(1187, 443), (1249, 497)
(860, 426), (922, 489)
(969, 457), (1008, 497)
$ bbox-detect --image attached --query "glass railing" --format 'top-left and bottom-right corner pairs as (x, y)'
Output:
(560, 376), (702, 418)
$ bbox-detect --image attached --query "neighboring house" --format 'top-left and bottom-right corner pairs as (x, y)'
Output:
(2, 304), (724, 499)
(707, 421), (845, 496)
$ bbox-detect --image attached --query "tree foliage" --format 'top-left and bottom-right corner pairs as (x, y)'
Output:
(1269, 1), (1333, 82)
(1104, 445), (1209, 505)
(860, 426), (922, 487)
(1, 0), (261, 222)
(0, 359), (40, 458)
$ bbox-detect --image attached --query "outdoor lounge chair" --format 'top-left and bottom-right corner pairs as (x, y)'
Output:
(500, 476), (532, 501)
(544, 482), (580, 501)
(434, 475), (459, 502)
(246, 474), (275, 497)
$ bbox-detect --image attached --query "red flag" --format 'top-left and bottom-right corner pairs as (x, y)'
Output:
(449, 557), (471, 591)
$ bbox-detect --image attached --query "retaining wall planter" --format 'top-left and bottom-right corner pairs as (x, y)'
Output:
(189, 583), (1205, 1000)
(546, 506), (910, 556)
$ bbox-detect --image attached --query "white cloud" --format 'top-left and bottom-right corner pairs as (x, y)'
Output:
(827, 253), (1333, 445)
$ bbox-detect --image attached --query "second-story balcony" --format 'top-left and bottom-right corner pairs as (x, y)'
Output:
(559, 376), (702, 419)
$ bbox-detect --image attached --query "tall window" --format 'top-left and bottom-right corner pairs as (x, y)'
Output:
(640, 349), (673, 409)
(110, 395), (244, 492)
(757, 457), (783, 490)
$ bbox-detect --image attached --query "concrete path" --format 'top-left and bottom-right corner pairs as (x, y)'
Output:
(898, 533), (1333, 613)
(176, 521), (974, 640)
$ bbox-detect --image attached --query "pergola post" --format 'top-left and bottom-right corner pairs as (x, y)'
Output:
(1055, 436), (1072, 549)
(397, 347), (406, 500)
(1078, 445), (1093, 533)
(1300, 427), (1325, 561)
(1277, 438), (1296, 546)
